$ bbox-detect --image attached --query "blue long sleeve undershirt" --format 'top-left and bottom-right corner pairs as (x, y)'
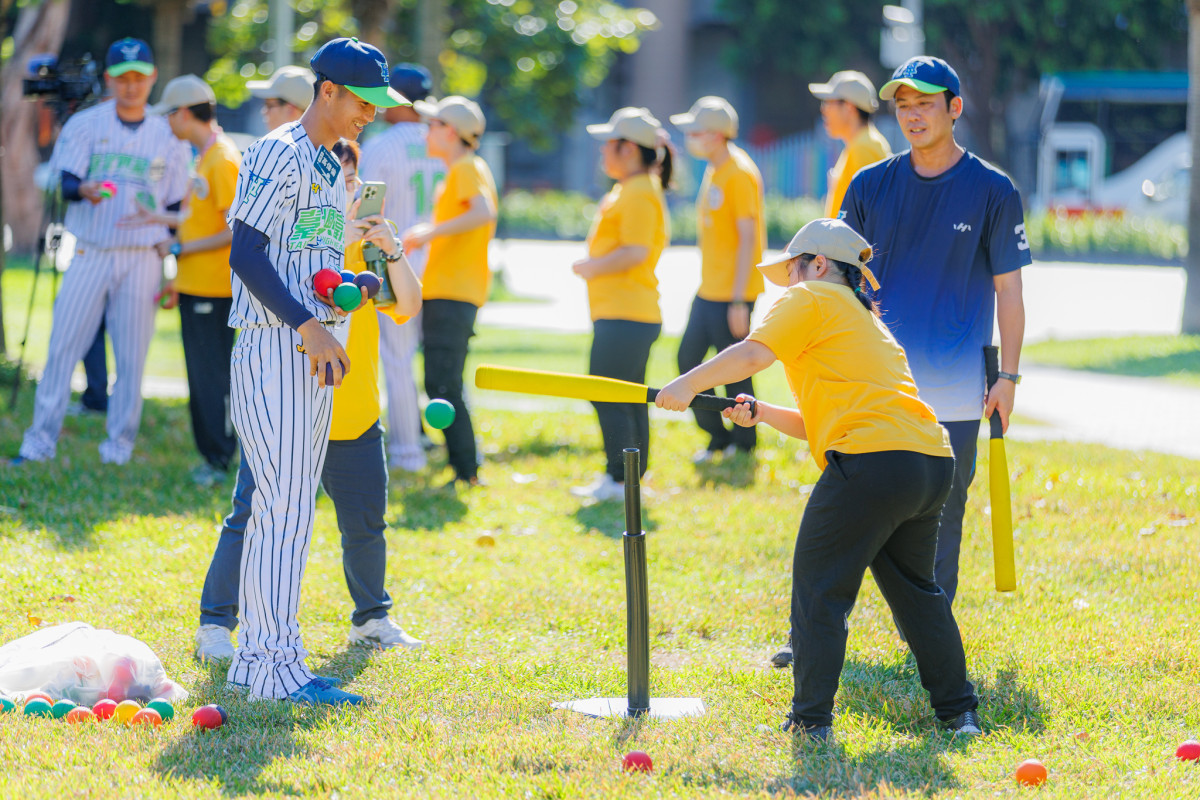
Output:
(229, 219), (314, 330)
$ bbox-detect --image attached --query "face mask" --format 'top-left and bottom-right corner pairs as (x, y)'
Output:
(685, 137), (710, 160)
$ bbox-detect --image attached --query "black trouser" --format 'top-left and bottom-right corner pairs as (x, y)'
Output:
(676, 296), (756, 452)
(589, 319), (660, 482)
(791, 449), (977, 728)
(179, 294), (237, 471)
(934, 419), (980, 605)
(81, 320), (108, 412)
(422, 299), (479, 480)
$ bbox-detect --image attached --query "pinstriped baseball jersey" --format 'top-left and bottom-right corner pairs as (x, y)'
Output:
(49, 100), (189, 248)
(359, 122), (443, 275)
(228, 121), (346, 328)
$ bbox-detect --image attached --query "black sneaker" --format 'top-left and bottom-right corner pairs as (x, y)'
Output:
(941, 709), (983, 736)
(781, 712), (831, 741)
(770, 635), (793, 669)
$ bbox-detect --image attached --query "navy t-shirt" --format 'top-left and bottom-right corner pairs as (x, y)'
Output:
(841, 151), (1032, 421)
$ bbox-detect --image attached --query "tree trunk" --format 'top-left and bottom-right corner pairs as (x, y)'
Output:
(1186, 0), (1200, 333)
(148, 0), (188, 86)
(1, 0), (71, 255)
(351, 0), (394, 49)
(417, 0), (448, 89)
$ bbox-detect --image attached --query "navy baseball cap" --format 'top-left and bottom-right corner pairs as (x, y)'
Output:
(310, 37), (410, 108)
(106, 38), (154, 77)
(389, 63), (433, 102)
(879, 56), (961, 100)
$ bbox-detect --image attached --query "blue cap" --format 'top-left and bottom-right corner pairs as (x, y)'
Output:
(879, 56), (961, 100)
(106, 38), (154, 77)
(310, 37), (410, 108)
(389, 63), (433, 102)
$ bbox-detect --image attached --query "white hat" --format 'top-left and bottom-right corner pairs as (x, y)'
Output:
(150, 74), (215, 116)
(586, 107), (662, 149)
(670, 96), (738, 138)
(247, 65), (316, 111)
(808, 70), (880, 113)
(757, 218), (879, 289)
(412, 95), (486, 146)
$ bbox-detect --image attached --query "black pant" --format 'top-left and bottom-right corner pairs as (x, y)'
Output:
(81, 320), (108, 412)
(791, 449), (977, 728)
(676, 296), (756, 452)
(422, 299), (479, 480)
(589, 319), (660, 482)
(934, 420), (980, 604)
(179, 294), (237, 471)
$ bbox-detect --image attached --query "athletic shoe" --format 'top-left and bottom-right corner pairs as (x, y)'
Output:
(228, 674), (342, 693)
(770, 636), (793, 669)
(191, 463), (227, 488)
(349, 617), (424, 650)
(194, 624), (235, 662)
(781, 712), (832, 741)
(569, 474), (624, 502)
(942, 710), (983, 736)
(692, 444), (737, 464)
(285, 678), (363, 706)
(5, 455), (32, 467)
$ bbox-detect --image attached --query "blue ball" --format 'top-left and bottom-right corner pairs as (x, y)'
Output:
(339, 269), (357, 283)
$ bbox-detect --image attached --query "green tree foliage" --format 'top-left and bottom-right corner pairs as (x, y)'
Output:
(204, 0), (656, 150)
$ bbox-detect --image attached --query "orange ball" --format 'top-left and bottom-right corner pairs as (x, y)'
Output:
(1015, 759), (1048, 786)
(65, 706), (97, 724)
(131, 708), (162, 728)
(25, 691), (53, 705)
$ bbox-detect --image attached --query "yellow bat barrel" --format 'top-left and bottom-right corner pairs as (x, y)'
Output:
(475, 365), (650, 404)
(989, 436), (1016, 591)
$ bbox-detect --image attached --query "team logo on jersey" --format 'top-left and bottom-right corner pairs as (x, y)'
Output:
(953, 222), (972, 232)
(836, 210), (847, 220)
(191, 174), (210, 200)
(242, 172), (271, 202)
(149, 157), (166, 183)
(312, 182), (322, 194)
(706, 186), (724, 210)
(287, 205), (345, 252)
(313, 146), (341, 187)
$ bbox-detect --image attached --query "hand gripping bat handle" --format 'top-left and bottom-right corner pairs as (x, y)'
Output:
(646, 389), (757, 417)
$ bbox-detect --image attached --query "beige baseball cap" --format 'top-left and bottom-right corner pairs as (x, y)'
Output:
(150, 74), (215, 115)
(757, 218), (879, 289)
(586, 107), (662, 149)
(670, 96), (738, 138)
(413, 95), (486, 146)
(247, 65), (316, 111)
(808, 70), (880, 113)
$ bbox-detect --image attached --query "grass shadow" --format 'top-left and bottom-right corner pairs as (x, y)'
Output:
(391, 481), (468, 531)
(692, 450), (758, 488)
(572, 501), (659, 539)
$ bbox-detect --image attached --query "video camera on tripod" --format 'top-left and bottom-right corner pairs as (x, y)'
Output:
(22, 53), (103, 122)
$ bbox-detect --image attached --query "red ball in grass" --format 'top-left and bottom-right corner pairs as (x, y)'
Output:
(1176, 740), (1200, 762)
(622, 750), (653, 773)
(313, 268), (342, 298)
(191, 704), (225, 730)
(1015, 759), (1048, 786)
(92, 698), (118, 720)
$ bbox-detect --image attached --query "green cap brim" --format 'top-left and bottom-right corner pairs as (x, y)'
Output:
(879, 77), (948, 100)
(346, 84), (411, 108)
(107, 62), (155, 78)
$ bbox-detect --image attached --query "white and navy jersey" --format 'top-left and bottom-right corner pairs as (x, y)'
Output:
(50, 100), (189, 249)
(229, 121), (346, 329)
(359, 121), (443, 275)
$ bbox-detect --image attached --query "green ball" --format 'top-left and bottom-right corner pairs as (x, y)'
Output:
(50, 699), (77, 719)
(332, 282), (362, 312)
(424, 398), (456, 430)
(23, 698), (53, 717)
(0, 697), (14, 713)
(147, 699), (175, 722)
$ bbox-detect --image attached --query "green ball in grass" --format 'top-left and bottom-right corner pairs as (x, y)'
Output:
(424, 399), (455, 430)
(23, 698), (53, 717)
(0, 697), (14, 713)
(50, 699), (77, 719)
(147, 699), (175, 722)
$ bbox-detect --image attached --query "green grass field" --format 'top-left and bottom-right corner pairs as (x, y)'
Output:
(1024, 335), (1200, 386)
(2, 262), (1200, 797)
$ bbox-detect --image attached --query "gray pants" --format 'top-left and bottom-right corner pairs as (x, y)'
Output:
(199, 421), (393, 629)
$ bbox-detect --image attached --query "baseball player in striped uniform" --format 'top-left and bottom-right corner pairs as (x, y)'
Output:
(359, 63), (442, 472)
(224, 36), (409, 706)
(12, 38), (189, 466)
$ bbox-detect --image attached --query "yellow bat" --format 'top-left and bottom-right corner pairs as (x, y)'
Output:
(984, 345), (1016, 592)
(474, 365), (756, 414)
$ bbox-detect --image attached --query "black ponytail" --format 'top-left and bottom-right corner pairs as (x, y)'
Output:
(832, 258), (880, 316)
(636, 142), (674, 190)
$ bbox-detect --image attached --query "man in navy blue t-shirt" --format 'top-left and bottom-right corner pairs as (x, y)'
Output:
(842, 57), (1030, 606)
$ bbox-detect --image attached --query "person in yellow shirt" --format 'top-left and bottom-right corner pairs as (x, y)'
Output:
(195, 138), (427, 662)
(808, 71), (892, 218)
(654, 219), (981, 743)
(120, 75), (241, 485)
(401, 96), (498, 488)
(569, 107), (672, 502)
(670, 96), (765, 462)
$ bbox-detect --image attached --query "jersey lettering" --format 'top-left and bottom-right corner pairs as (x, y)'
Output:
(287, 206), (345, 251)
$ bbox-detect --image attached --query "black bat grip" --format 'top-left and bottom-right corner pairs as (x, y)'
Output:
(645, 389), (758, 418)
(984, 345), (1003, 439)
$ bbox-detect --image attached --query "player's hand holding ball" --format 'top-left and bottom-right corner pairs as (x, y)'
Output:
(297, 318), (351, 388)
(723, 393), (763, 427)
(313, 268), (368, 316)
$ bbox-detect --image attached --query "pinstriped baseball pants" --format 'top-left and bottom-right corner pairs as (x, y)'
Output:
(377, 310), (425, 471)
(226, 324), (337, 699)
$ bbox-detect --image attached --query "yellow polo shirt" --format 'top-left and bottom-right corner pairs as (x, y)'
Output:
(748, 281), (950, 472)
(330, 241), (413, 441)
(584, 173), (668, 324)
(422, 154), (499, 308)
(175, 134), (240, 297)
(825, 124), (891, 218)
(697, 145), (765, 303)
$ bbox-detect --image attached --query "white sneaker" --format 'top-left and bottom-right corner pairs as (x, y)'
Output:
(195, 624), (235, 662)
(569, 473), (625, 502)
(349, 617), (424, 650)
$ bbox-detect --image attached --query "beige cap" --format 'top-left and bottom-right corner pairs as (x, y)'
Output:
(670, 96), (738, 138)
(757, 218), (879, 289)
(413, 95), (486, 146)
(808, 70), (880, 113)
(586, 107), (662, 149)
(247, 65), (316, 111)
(150, 74), (215, 116)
